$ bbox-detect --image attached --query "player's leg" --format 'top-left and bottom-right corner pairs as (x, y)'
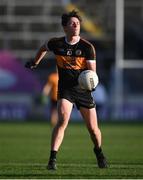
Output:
(50, 101), (58, 126)
(80, 107), (101, 147)
(51, 98), (73, 150)
(80, 107), (108, 168)
(47, 98), (73, 170)
(50, 107), (58, 126)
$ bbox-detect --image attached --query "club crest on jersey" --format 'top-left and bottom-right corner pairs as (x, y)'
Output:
(75, 49), (82, 56)
(67, 49), (72, 56)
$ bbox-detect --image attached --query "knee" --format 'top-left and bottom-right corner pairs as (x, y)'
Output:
(57, 112), (69, 128)
(57, 119), (67, 129)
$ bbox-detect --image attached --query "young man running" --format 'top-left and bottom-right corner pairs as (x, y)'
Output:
(25, 10), (108, 170)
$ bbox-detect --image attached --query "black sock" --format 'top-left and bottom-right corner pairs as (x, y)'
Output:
(49, 150), (57, 160)
(94, 147), (102, 155)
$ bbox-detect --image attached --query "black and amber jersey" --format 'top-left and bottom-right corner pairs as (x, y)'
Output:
(45, 37), (96, 89)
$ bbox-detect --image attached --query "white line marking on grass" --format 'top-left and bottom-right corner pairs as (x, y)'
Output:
(0, 162), (97, 167)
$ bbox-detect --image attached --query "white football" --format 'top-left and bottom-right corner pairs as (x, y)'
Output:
(78, 70), (99, 91)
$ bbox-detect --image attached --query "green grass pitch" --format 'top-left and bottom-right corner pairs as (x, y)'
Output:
(0, 121), (143, 179)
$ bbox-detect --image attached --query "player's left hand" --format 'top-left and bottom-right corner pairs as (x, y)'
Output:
(25, 61), (37, 69)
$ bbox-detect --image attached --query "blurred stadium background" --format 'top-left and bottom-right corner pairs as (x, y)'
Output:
(0, 0), (143, 122)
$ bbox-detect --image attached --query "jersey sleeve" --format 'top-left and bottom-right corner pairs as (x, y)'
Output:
(45, 38), (55, 51)
(85, 43), (96, 61)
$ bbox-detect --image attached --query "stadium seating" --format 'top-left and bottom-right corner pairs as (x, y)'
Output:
(0, 0), (65, 60)
(0, 0), (116, 61)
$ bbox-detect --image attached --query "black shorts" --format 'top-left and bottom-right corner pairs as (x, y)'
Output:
(58, 86), (95, 110)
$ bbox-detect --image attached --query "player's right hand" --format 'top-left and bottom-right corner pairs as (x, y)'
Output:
(25, 61), (37, 69)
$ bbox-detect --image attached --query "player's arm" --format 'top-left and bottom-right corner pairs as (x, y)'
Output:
(86, 60), (96, 72)
(86, 44), (98, 91)
(25, 44), (48, 69)
(43, 82), (52, 96)
(41, 79), (52, 104)
(86, 43), (96, 72)
(33, 44), (47, 66)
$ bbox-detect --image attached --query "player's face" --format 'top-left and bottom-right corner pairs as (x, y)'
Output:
(64, 17), (80, 36)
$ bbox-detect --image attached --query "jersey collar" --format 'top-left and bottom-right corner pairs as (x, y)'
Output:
(65, 36), (80, 45)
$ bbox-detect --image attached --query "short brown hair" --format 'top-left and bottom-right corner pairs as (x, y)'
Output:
(61, 10), (82, 26)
